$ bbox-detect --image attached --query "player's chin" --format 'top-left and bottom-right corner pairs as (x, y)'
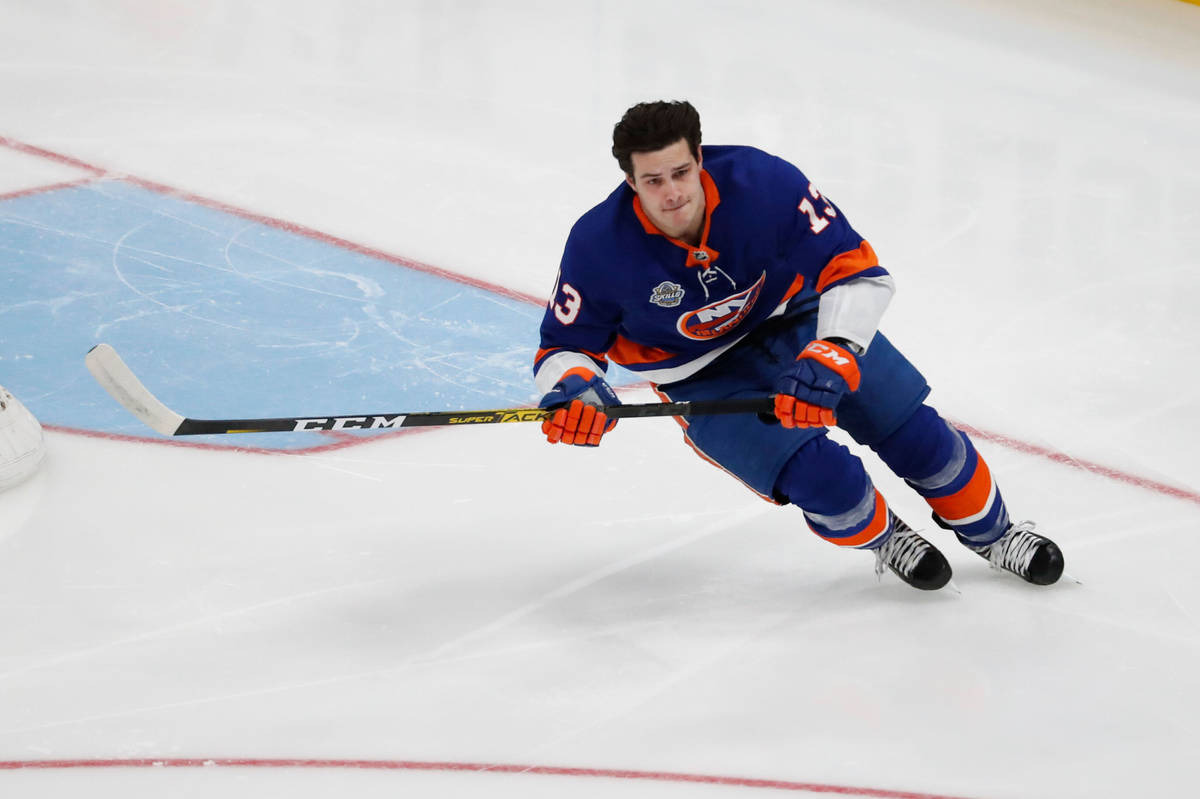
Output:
(658, 209), (690, 236)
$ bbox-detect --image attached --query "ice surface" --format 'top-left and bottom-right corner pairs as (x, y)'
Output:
(2, 1), (1200, 797)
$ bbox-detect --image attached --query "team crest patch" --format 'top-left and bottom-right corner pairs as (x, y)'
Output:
(649, 281), (685, 308)
(676, 272), (766, 340)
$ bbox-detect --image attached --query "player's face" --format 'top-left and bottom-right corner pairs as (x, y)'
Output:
(626, 139), (705, 243)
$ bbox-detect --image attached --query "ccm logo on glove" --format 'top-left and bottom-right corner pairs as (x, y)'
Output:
(801, 341), (859, 377)
(774, 340), (861, 429)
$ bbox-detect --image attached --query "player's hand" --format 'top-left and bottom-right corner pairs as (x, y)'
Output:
(538, 369), (620, 446)
(774, 340), (861, 429)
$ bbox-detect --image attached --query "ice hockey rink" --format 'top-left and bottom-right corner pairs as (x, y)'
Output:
(2, 0), (1200, 796)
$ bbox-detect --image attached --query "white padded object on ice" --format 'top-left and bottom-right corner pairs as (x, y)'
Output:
(0, 385), (45, 491)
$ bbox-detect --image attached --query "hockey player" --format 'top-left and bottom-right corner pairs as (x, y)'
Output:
(532, 100), (1064, 591)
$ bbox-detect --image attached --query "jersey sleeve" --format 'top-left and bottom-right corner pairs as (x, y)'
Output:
(815, 274), (895, 353)
(771, 155), (890, 294)
(533, 229), (623, 395)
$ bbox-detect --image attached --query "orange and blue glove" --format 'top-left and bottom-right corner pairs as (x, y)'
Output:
(774, 340), (862, 429)
(538, 368), (621, 446)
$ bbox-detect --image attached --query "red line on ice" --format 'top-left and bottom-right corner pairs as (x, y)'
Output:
(0, 757), (978, 799)
(0, 176), (102, 202)
(121, 173), (546, 307)
(0, 135), (108, 176)
(0, 135), (541, 306)
(953, 420), (1200, 507)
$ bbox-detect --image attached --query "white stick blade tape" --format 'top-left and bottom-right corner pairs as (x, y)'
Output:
(84, 344), (185, 436)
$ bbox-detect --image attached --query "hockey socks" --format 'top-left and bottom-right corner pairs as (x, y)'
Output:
(775, 436), (889, 548)
(873, 405), (1009, 547)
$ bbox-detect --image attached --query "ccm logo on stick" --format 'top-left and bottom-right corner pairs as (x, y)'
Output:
(293, 416), (408, 431)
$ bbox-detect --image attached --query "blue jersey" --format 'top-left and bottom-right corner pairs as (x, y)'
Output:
(534, 145), (888, 390)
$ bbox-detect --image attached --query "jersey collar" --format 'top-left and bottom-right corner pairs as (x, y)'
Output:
(632, 169), (721, 268)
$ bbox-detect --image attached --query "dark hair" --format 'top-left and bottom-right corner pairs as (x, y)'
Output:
(611, 100), (702, 176)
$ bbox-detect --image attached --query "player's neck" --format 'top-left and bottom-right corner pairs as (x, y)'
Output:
(681, 211), (704, 246)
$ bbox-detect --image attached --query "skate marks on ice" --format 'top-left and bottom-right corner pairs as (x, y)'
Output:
(0, 180), (539, 447)
(0, 163), (639, 452)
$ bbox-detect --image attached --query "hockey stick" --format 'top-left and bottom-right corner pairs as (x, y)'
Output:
(84, 343), (775, 437)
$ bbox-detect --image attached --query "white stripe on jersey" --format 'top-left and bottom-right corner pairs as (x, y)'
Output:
(533, 350), (608, 395)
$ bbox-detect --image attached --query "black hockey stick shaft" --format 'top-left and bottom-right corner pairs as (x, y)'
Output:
(175, 396), (775, 436)
(85, 342), (775, 437)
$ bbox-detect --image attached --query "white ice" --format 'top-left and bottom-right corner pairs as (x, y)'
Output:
(2, 1), (1200, 797)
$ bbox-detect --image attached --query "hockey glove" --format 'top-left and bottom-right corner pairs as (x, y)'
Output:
(774, 340), (861, 429)
(538, 368), (620, 446)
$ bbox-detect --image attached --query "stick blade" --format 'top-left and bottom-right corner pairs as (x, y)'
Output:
(84, 344), (185, 436)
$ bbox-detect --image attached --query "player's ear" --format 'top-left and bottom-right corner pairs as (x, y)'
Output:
(624, 174), (636, 191)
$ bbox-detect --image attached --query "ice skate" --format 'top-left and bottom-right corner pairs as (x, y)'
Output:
(969, 520), (1064, 586)
(873, 515), (952, 591)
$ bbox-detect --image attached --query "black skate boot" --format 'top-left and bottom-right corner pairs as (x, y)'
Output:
(873, 515), (952, 591)
(968, 521), (1064, 586)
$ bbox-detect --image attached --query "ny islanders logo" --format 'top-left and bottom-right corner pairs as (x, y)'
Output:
(676, 272), (766, 340)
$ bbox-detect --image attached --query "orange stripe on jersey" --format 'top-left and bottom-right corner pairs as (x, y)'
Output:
(927, 457), (994, 522)
(608, 335), (677, 367)
(535, 347), (609, 366)
(816, 490), (889, 548)
(815, 241), (880, 293)
(652, 386), (690, 430)
(782, 273), (805, 303)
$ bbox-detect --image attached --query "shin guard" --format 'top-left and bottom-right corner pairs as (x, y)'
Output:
(873, 405), (1009, 546)
(775, 435), (892, 549)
